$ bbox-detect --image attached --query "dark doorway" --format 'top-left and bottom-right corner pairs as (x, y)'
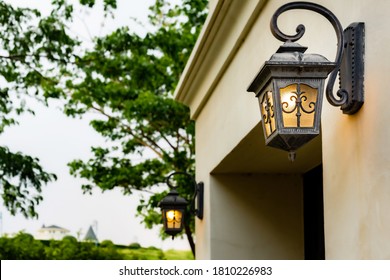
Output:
(303, 164), (325, 260)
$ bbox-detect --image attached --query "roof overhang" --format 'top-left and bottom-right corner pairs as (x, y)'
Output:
(174, 0), (270, 120)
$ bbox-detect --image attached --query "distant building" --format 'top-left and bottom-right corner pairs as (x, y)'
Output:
(83, 225), (98, 243)
(36, 224), (70, 240)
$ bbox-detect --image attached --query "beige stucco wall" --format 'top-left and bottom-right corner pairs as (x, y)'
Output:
(176, 0), (390, 259)
(195, 173), (305, 260)
(320, 0), (390, 259)
(208, 174), (304, 260)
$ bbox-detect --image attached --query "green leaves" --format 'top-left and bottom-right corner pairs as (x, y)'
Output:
(79, 0), (117, 11)
(0, 1), (78, 219)
(0, 0), (207, 246)
(0, 147), (57, 218)
(0, 1), (78, 87)
(0, 232), (124, 260)
(69, 155), (168, 195)
(0, 232), (46, 259)
(59, 0), (207, 244)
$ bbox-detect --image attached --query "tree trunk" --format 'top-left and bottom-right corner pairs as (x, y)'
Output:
(184, 223), (195, 257)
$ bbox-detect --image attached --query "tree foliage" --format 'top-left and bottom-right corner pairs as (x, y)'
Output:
(0, 147), (56, 218)
(0, 0), (208, 253)
(0, 232), (123, 260)
(0, 233), (189, 260)
(0, 1), (77, 218)
(61, 0), (208, 252)
(0, 232), (46, 259)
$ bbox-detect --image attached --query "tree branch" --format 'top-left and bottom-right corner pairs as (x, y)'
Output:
(149, 122), (177, 151)
(90, 105), (165, 158)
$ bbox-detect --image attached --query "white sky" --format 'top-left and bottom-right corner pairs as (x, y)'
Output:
(0, 0), (190, 251)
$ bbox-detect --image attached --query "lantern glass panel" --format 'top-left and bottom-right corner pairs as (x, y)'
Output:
(280, 83), (318, 128)
(164, 209), (183, 229)
(259, 90), (276, 137)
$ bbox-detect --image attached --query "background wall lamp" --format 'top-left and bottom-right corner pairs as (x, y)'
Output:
(247, 1), (364, 161)
(159, 172), (203, 239)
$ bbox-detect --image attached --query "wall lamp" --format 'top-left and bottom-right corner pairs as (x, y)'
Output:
(247, 2), (364, 161)
(159, 172), (203, 239)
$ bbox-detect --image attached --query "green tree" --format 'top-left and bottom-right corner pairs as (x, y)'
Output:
(0, 232), (46, 259)
(0, 1), (77, 218)
(98, 240), (123, 260)
(0, 234), (124, 259)
(45, 236), (80, 259)
(0, 0), (207, 256)
(61, 0), (208, 255)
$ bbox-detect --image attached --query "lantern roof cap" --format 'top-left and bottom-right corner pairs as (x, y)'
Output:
(269, 42), (332, 64)
(269, 52), (332, 64)
(276, 41), (308, 53)
(247, 42), (336, 95)
(159, 190), (188, 207)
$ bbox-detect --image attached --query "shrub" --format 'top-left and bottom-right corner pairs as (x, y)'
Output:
(128, 242), (141, 249)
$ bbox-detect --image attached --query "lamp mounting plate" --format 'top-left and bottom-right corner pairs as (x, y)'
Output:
(339, 22), (365, 114)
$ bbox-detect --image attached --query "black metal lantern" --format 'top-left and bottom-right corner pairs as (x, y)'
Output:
(159, 172), (203, 239)
(248, 42), (335, 157)
(159, 188), (188, 238)
(247, 2), (364, 160)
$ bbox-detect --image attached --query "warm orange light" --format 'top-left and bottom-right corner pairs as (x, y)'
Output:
(165, 210), (183, 229)
(259, 91), (276, 137)
(280, 83), (317, 128)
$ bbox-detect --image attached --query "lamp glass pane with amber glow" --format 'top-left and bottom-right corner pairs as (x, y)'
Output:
(248, 43), (336, 154)
(164, 209), (183, 229)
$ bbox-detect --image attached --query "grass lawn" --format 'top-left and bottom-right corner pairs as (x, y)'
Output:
(118, 247), (193, 260)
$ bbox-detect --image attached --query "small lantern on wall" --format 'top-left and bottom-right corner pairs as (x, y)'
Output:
(247, 2), (364, 161)
(159, 188), (188, 237)
(159, 172), (203, 239)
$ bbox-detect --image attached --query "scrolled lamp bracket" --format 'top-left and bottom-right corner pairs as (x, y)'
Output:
(270, 1), (364, 114)
(166, 172), (204, 220)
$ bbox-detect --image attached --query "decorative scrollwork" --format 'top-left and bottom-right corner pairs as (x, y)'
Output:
(261, 92), (275, 135)
(281, 84), (316, 127)
(165, 172), (203, 219)
(270, 1), (348, 107)
(166, 171), (195, 190)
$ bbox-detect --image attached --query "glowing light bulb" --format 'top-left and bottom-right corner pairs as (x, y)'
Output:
(166, 210), (176, 221)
